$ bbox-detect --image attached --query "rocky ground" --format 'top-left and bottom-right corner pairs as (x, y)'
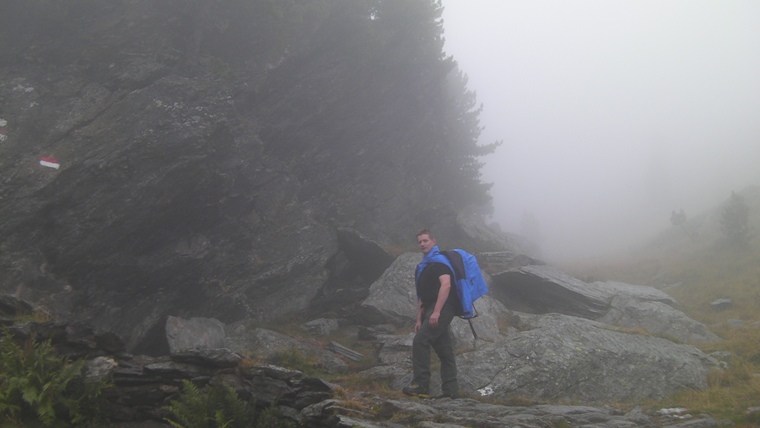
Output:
(0, 294), (733, 427)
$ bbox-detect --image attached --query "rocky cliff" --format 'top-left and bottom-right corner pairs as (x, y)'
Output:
(0, 0), (509, 354)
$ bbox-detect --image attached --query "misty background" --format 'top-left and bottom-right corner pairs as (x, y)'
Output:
(441, 1), (760, 262)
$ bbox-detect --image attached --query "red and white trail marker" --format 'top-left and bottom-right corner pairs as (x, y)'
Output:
(0, 118), (7, 143)
(39, 157), (60, 169)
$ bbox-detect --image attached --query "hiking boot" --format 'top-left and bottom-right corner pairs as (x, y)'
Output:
(402, 384), (429, 397)
(435, 392), (459, 399)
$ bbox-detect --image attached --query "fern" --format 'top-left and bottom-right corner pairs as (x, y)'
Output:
(164, 379), (295, 428)
(255, 406), (296, 428)
(0, 330), (108, 426)
(164, 379), (248, 428)
(165, 380), (207, 427)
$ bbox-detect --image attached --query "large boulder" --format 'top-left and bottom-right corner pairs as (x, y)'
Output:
(457, 313), (718, 402)
(306, 228), (396, 319)
(598, 294), (721, 343)
(359, 253), (420, 325)
(365, 311), (719, 401)
(0, 64), (340, 354)
(165, 316), (226, 354)
(449, 296), (509, 349)
(492, 265), (719, 343)
(490, 265), (612, 318)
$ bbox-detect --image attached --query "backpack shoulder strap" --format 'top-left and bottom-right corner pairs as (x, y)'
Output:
(440, 250), (465, 280)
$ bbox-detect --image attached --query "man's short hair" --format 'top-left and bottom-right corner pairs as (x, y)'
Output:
(417, 229), (434, 239)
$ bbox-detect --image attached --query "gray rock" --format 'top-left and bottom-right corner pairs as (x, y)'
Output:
(116, 57), (168, 87)
(336, 228), (396, 282)
(370, 312), (718, 402)
(170, 348), (243, 368)
(477, 250), (543, 271)
(361, 253), (420, 325)
(710, 298), (733, 311)
(360, 397), (660, 428)
(491, 265), (718, 344)
(593, 280), (678, 304)
(449, 295), (508, 350)
(598, 295), (720, 343)
(165, 316), (226, 354)
(375, 333), (415, 367)
(457, 314), (718, 402)
(308, 228), (397, 319)
(358, 324), (397, 340)
(335, 415), (407, 427)
(301, 318), (340, 336)
(225, 327), (348, 373)
(84, 356), (118, 381)
(709, 351), (734, 363)
(491, 265), (612, 318)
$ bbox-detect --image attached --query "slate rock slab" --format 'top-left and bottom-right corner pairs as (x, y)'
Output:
(457, 313), (718, 403)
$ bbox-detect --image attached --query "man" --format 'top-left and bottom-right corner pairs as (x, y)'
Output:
(402, 229), (460, 399)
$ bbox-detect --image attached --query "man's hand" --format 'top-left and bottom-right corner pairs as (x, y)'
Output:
(429, 274), (451, 329)
(414, 319), (422, 332)
(429, 311), (440, 327)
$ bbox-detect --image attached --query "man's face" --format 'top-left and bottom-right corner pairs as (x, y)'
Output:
(417, 234), (436, 254)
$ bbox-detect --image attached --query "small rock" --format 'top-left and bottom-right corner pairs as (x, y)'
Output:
(301, 318), (340, 336)
(85, 356), (118, 381)
(710, 298), (733, 311)
(358, 324), (396, 340)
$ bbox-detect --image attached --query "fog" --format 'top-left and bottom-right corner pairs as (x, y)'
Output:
(441, 1), (760, 262)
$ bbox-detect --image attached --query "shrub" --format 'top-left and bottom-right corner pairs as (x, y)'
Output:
(720, 191), (751, 246)
(0, 330), (108, 426)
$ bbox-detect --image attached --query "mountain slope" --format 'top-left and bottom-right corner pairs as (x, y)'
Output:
(565, 185), (760, 325)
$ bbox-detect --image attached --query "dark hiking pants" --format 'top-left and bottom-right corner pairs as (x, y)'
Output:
(412, 304), (459, 397)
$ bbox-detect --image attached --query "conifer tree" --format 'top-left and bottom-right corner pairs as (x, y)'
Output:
(367, 0), (499, 211)
(720, 191), (750, 245)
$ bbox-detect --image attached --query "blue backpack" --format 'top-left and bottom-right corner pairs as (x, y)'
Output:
(441, 249), (489, 320)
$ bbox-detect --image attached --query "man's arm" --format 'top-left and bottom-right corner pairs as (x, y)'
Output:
(429, 274), (451, 327)
(414, 299), (424, 332)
